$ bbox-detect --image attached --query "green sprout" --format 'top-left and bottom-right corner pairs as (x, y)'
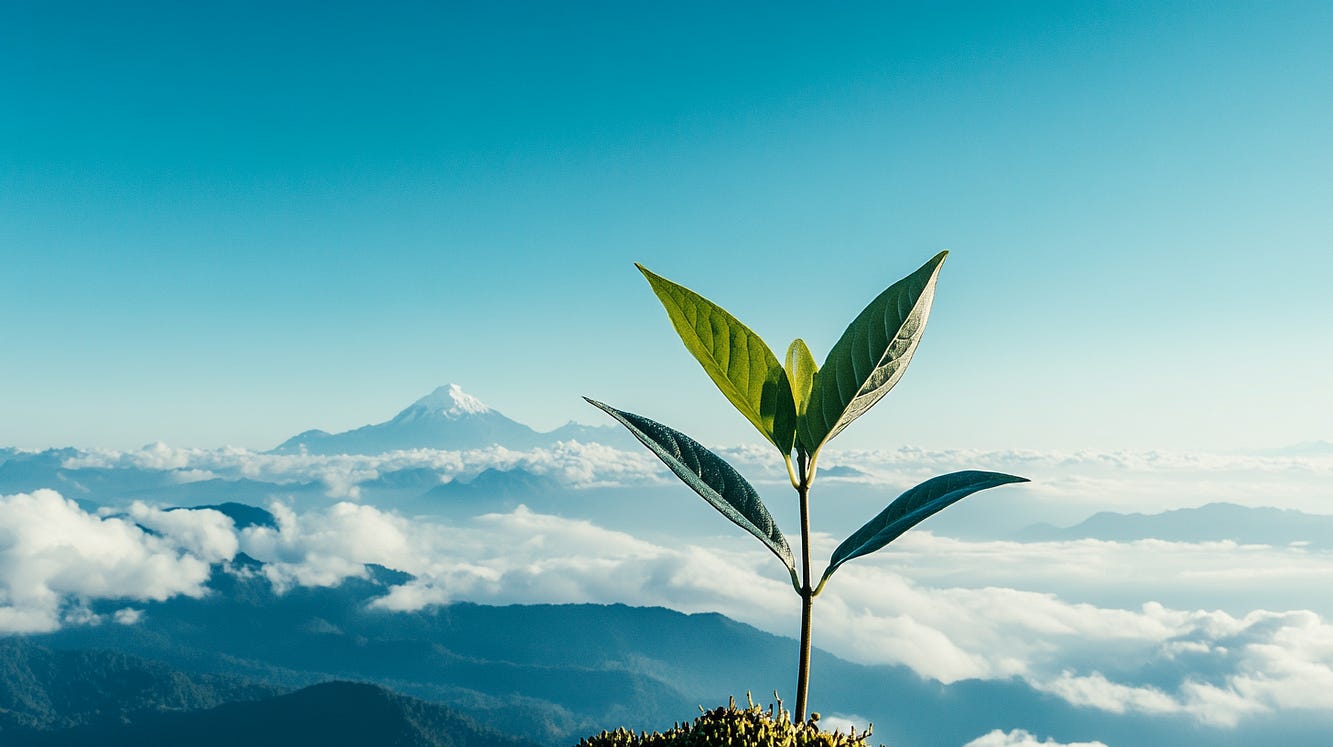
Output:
(586, 252), (1028, 720)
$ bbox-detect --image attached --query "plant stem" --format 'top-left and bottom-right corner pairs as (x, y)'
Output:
(794, 453), (813, 722)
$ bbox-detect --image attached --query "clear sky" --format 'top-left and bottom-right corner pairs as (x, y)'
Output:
(3, 1), (1330, 453)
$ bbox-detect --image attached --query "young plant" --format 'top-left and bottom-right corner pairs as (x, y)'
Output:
(585, 251), (1028, 721)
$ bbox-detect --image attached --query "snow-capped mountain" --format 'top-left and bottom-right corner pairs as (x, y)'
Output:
(394, 383), (493, 419)
(270, 384), (627, 455)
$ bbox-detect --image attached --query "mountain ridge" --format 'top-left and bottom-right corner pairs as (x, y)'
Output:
(1015, 501), (1333, 548)
(1, 649), (539, 747)
(0, 638), (279, 733)
(30, 557), (1333, 747)
(270, 384), (629, 455)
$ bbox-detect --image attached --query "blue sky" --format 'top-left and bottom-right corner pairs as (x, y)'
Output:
(3, 1), (1329, 452)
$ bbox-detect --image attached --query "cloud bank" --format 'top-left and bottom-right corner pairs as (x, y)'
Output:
(3, 488), (1331, 729)
(56, 440), (1333, 517)
(62, 440), (667, 498)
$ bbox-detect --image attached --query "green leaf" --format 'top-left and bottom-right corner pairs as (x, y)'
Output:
(803, 251), (948, 454)
(637, 264), (796, 454)
(585, 398), (799, 583)
(784, 339), (817, 454)
(816, 470), (1028, 591)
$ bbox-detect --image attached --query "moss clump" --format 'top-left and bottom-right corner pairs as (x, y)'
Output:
(576, 695), (876, 747)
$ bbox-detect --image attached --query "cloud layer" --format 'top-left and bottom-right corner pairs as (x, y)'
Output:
(58, 439), (1333, 514)
(62, 440), (667, 498)
(3, 487), (1331, 730)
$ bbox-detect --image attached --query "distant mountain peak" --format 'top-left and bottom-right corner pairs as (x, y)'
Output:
(401, 384), (492, 419)
(270, 384), (633, 455)
(272, 384), (532, 455)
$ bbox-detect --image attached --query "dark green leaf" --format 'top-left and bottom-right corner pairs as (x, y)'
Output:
(803, 251), (947, 455)
(637, 264), (797, 454)
(818, 470), (1028, 590)
(585, 398), (799, 581)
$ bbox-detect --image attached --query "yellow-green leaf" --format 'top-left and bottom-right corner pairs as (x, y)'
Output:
(784, 339), (817, 454)
(637, 264), (796, 454)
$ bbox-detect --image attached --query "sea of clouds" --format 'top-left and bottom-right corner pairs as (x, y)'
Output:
(61, 440), (667, 498)
(58, 439), (1333, 513)
(3, 469), (1331, 731)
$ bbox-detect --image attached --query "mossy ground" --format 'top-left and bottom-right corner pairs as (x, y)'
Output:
(577, 695), (876, 747)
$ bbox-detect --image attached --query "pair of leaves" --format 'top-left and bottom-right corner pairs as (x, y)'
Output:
(586, 400), (1026, 597)
(590, 254), (1020, 595)
(638, 251), (946, 460)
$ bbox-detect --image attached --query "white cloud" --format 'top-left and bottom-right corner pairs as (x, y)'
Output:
(794, 533), (1333, 725)
(365, 506), (791, 625)
(963, 729), (1109, 747)
(1035, 671), (1178, 715)
(62, 440), (668, 498)
(817, 713), (872, 735)
(55, 440), (1333, 524)
(730, 443), (1333, 516)
(854, 532), (1333, 618)
(1179, 609), (1333, 725)
(0, 490), (216, 633)
(4, 487), (1333, 730)
(238, 502), (418, 592)
(168, 468), (217, 484)
(128, 502), (239, 563)
(226, 499), (1333, 729)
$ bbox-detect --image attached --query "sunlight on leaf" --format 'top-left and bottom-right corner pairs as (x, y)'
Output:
(786, 338), (819, 457)
(785, 339), (817, 419)
(804, 251), (948, 457)
(637, 264), (796, 454)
